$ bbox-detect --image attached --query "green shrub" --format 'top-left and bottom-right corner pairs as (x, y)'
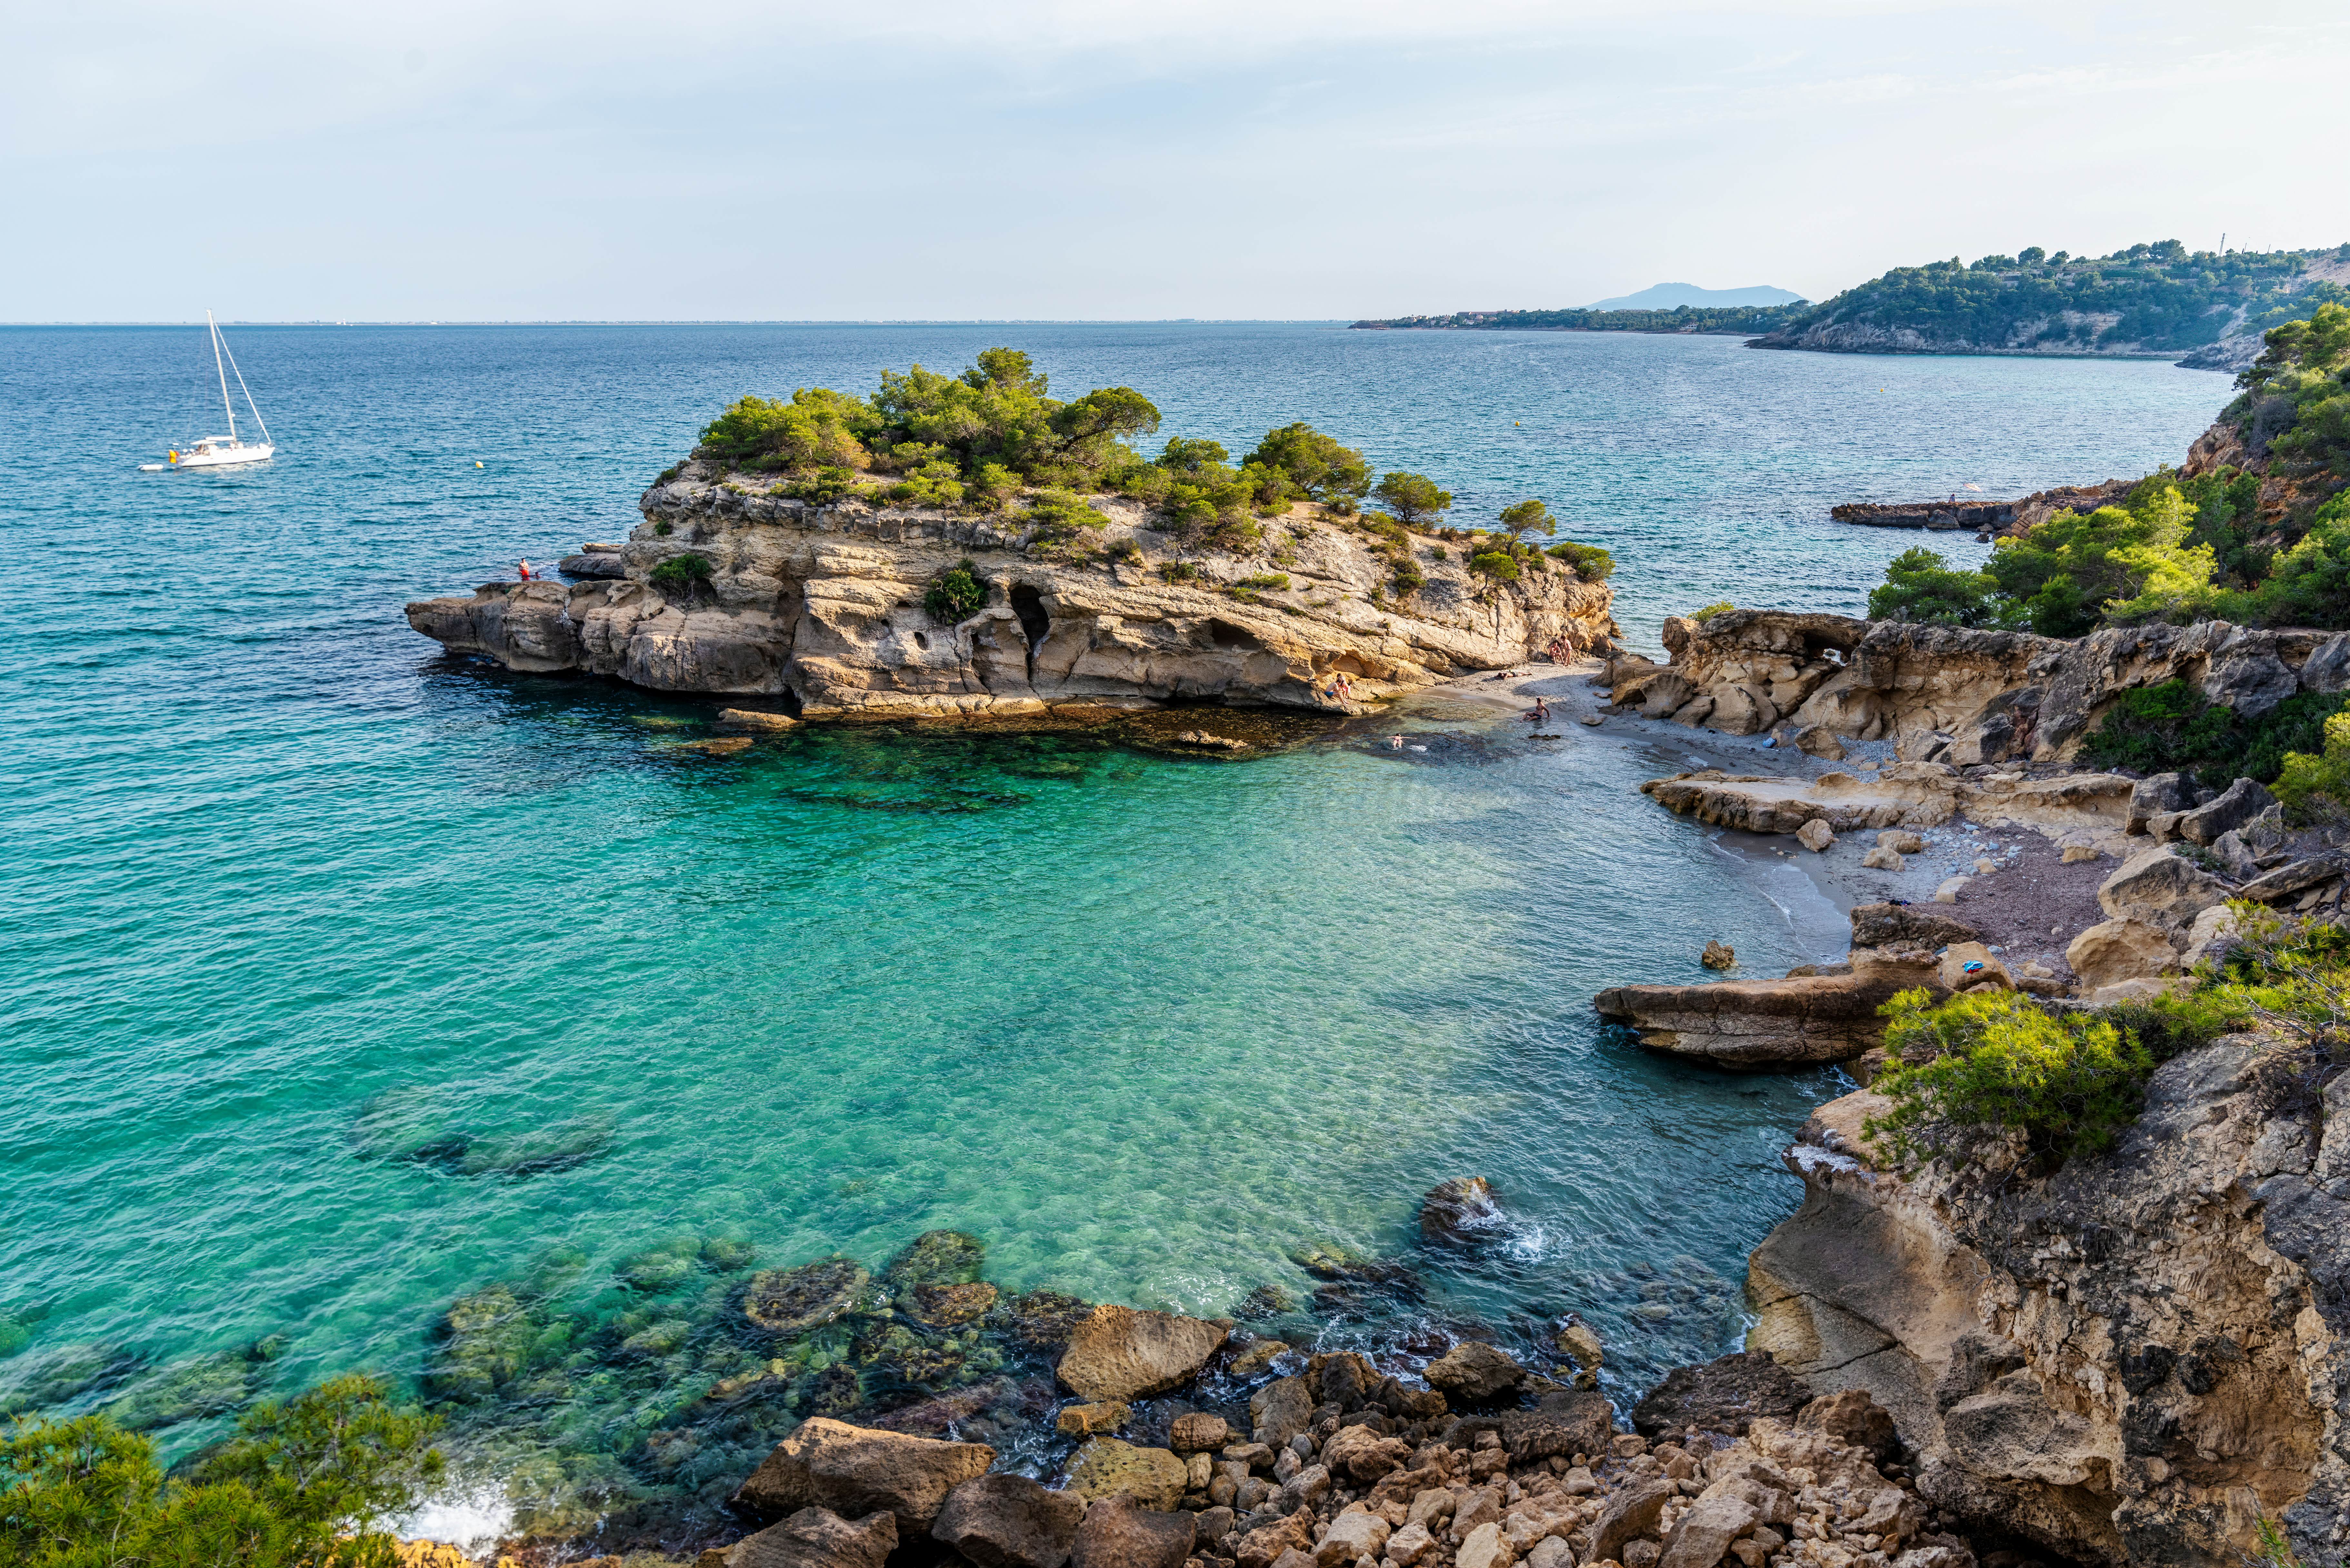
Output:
(656, 464), (682, 485)
(1105, 538), (1142, 565)
(1544, 539), (1615, 580)
(1159, 561), (1200, 584)
(1373, 471), (1450, 525)
(2274, 709), (2350, 822)
(649, 553), (714, 591)
(1238, 573), (1289, 591)
(1867, 546), (1996, 625)
(0, 1376), (441, 1568)
(1866, 988), (2156, 1166)
(1469, 551), (1521, 582)
(1496, 499), (1556, 543)
(1390, 558), (1426, 597)
(1688, 601), (1734, 623)
(2077, 679), (2344, 788)
(700, 388), (873, 470)
(1023, 489), (1110, 555)
(923, 559), (987, 624)
(1244, 423), (1370, 505)
(787, 465), (861, 505)
(652, 519), (673, 537)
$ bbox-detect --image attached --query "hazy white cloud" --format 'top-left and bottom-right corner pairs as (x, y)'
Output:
(5, 0), (2346, 319)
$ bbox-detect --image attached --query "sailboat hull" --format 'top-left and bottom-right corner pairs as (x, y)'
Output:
(141, 442), (275, 471)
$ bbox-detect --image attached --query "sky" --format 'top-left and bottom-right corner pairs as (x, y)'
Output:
(7, 0), (2348, 322)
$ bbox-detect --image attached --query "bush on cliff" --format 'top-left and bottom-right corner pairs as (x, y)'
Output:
(1372, 471), (1450, 526)
(2274, 707), (2350, 823)
(699, 388), (872, 471)
(1, 1375), (442, 1568)
(1545, 540), (1615, 580)
(923, 559), (987, 624)
(2076, 679), (2343, 789)
(1867, 988), (2157, 1165)
(1867, 547), (1996, 626)
(1243, 424), (1370, 505)
(649, 553), (714, 592)
(1469, 550), (1521, 582)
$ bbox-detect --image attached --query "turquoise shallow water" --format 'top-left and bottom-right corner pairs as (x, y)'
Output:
(0, 324), (2223, 1530)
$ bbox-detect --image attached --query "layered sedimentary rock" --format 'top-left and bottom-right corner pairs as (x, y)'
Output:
(1593, 949), (1946, 1069)
(1746, 1049), (2350, 1568)
(1607, 609), (2350, 765)
(406, 468), (1619, 718)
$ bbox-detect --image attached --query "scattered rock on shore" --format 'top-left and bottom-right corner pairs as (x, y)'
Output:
(1054, 1304), (1227, 1402)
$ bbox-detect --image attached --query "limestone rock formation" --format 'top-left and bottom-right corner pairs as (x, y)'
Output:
(931, 1473), (1086, 1568)
(1593, 949), (1946, 1069)
(405, 467), (1619, 719)
(1745, 1047), (2350, 1568)
(723, 1505), (897, 1568)
(1605, 609), (2350, 766)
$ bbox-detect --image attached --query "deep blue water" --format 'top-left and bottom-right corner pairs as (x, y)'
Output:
(0, 323), (2222, 1531)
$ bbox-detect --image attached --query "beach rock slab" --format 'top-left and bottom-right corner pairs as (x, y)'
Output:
(932, 1473), (1086, 1568)
(1071, 1494), (1194, 1568)
(1656, 1494), (1758, 1568)
(1317, 1508), (1392, 1565)
(741, 1259), (871, 1336)
(1054, 1401), (1129, 1437)
(732, 1417), (994, 1533)
(1503, 1389), (1616, 1462)
(1848, 903), (1977, 949)
(2127, 772), (2194, 831)
(1234, 1508), (1315, 1568)
(726, 1505), (897, 1568)
(1056, 1304), (1226, 1402)
(1589, 1480), (1674, 1563)
(1169, 1411), (1230, 1452)
(1796, 819), (1835, 852)
(1936, 942), (2010, 992)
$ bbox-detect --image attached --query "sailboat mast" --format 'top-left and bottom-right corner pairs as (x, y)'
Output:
(207, 310), (238, 441)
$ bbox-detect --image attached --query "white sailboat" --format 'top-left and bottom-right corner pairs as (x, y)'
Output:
(140, 312), (275, 471)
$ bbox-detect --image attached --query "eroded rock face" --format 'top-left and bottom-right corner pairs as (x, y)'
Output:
(1607, 609), (2346, 766)
(932, 1473), (1086, 1568)
(406, 473), (1620, 717)
(1745, 1048), (2350, 1568)
(725, 1505), (896, 1568)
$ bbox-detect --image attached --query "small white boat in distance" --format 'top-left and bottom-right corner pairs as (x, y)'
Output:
(139, 312), (275, 471)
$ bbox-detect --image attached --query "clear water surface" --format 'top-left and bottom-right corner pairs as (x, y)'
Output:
(0, 324), (2223, 1517)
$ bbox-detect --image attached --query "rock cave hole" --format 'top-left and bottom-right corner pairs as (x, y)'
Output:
(1010, 584), (1051, 668)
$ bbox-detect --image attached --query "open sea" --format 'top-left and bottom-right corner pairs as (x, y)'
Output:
(0, 322), (2223, 1543)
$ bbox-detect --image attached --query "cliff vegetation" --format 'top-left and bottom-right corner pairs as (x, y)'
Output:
(1868, 303), (2350, 638)
(1752, 241), (2350, 361)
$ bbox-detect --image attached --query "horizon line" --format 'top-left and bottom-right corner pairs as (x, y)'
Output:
(0, 317), (1364, 328)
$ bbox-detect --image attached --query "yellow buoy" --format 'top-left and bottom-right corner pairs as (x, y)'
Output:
(475, 461), (484, 468)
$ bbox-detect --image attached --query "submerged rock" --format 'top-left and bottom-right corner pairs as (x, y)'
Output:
(742, 1259), (873, 1337)
(1423, 1341), (1526, 1407)
(1419, 1176), (1503, 1246)
(882, 1229), (987, 1292)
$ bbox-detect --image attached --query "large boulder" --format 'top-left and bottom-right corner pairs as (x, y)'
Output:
(1320, 1422), (1413, 1483)
(1630, 1351), (1812, 1439)
(732, 1417), (995, 1533)
(2175, 777), (2275, 846)
(1419, 1177), (1503, 1245)
(725, 1506), (897, 1568)
(1657, 1493), (1759, 1568)
(2096, 844), (2232, 930)
(931, 1473), (1087, 1568)
(1234, 1508), (1315, 1568)
(1848, 902), (1979, 950)
(1423, 1341), (1526, 1407)
(1502, 1389), (1617, 1462)
(1056, 1305), (1227, 1402)
(1250, 1375), (1315, 1446)
(1589, 1480), (1674, 1563)
(2064, 919), (2177, 989)
(1061, 1437), (1189, 1510)
(2127, 772), (2194, 832)
(1070, 1494), (1195, 1568)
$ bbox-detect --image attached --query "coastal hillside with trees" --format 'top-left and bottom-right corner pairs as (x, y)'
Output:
(1752, 241), (2350, 366)
(1868, 302), (2350, 637)
(1350, 303), (1805, 335)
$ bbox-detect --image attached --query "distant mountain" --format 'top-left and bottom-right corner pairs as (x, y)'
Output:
(1584, 282), (1804, 311)
(1350, 301), (1805, 335)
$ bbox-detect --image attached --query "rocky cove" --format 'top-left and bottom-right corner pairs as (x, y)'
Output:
(380, 434), (2350, 1568)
